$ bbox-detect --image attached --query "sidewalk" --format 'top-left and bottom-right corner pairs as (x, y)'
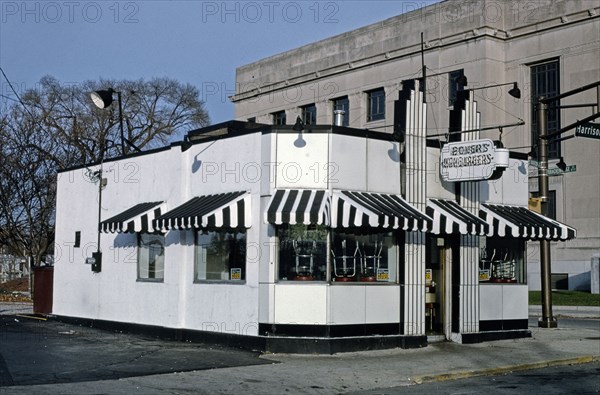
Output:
(529, 305), (600, 319)
(0, 302), (32, 316)
(1, 303), (598, 394)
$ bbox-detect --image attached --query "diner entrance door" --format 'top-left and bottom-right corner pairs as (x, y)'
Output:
(426, 236), (456, 337)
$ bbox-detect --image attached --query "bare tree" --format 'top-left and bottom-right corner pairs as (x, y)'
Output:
(0, 75), (209, 266)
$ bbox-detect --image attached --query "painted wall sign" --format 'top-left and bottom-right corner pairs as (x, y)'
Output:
(440, 139), (509, 182)
(575, 122), (600, 140)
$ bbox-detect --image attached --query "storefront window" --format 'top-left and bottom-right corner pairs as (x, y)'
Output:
(278, 224), (327, 281)
(195, 230), (246, 281)
(277, 225), (398, 283)
(331, 231), (397, 283)
(479, 237), (526, 283)
(138, 233), (165, 281)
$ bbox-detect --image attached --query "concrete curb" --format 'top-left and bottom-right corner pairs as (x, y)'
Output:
(528, 305), (600, 319)
(412, 356), (600, 385)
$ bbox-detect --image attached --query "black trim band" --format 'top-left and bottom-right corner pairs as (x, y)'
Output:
(479, 319), (529, 332)
(51, 315), (426, 354)
(259, 323), (401, 337)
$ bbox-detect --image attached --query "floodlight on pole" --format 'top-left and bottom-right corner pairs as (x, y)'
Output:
(90, 89), (115, 109)
(90, 88), (126, 155)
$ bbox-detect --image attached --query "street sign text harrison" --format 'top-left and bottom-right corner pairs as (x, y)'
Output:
(575, 122), (600, 140)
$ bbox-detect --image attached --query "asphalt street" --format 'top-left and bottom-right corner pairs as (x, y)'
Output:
(0, 314), (271, 387)
(0, 303), (598, 394)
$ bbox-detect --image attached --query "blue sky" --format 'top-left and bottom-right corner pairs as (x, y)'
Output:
(0, 1), (438, 123)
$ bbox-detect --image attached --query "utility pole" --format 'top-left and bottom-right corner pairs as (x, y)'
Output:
(536, 97), (557, 328)
(535, 80), (600, 328)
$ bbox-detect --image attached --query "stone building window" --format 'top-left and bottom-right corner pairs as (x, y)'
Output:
(301, 104), (317, 125)
(448, 69), (466, 106)
(531, 59), (561, 158)
(367, 88), (385, 122)
(272, 110), (286, 125)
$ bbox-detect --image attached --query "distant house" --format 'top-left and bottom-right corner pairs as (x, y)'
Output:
(0, 255), (27, 283)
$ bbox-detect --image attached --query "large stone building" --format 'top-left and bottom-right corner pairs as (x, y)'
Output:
(231, 0), (600, 291)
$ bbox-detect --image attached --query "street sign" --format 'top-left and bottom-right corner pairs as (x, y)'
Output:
(575, 122), (600, 140)
(528, 163), (576, 176)
(547, 165), (576, 176)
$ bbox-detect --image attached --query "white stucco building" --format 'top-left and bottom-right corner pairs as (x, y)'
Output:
(52, 0), (594, 352)
(53, 79), (575, 352)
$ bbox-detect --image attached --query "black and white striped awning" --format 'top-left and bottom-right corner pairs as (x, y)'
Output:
(265, 189), (330, 225)
(426, 199), (489, 235)
(480, 204), (576, 241)
(332, 190), (431, 231)
(100, 202), (165, 233)
(154, 191), (250, 231)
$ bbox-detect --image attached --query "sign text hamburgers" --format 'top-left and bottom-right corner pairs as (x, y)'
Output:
(440, 139), (509, 182)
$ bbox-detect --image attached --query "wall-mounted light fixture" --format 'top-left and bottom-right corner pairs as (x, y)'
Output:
(181, 136), (193, 152)
(527, 145), (537, 159)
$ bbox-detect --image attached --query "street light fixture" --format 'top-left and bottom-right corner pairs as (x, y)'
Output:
(90, 89), (116, 109)
(469, 81), (521, 99)
(90, 88), (126, 155)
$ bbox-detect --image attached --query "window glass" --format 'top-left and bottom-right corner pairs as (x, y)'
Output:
(367, 88), (385, 122)
(531, 60), (561, 158)
(138, 233), (165, 281)
(278, 224), (327, 281)
(195, 230), (246, 281)
(272, 110), (286, 125)
(448, 69), (466, 106)
(277, 225), (399, 283)
(479, 237), (526, 284)
(301, 104), (317, 125)
(331, 230), (397, 283)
